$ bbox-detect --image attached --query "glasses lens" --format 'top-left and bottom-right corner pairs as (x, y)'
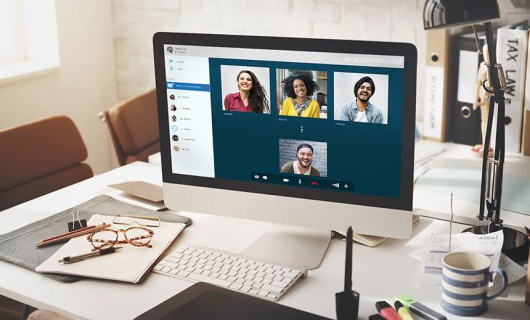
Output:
(90, 230), (117, 249)
(125, 227), (153, 246)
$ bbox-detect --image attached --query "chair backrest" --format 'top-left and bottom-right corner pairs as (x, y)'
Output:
(0, 116), (93, 211)
(99, 89), (159, 166)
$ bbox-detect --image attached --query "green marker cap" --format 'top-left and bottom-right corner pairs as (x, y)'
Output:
(394, 294), (415, 308)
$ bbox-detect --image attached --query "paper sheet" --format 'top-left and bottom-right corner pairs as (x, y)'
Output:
(418, 231), (505, 287)
(36, 214), (185, 283)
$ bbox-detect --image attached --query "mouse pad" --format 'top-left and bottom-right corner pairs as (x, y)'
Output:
(135, 282), (331, 320)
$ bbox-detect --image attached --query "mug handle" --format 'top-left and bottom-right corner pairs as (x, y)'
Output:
(487, 268), (508, 300)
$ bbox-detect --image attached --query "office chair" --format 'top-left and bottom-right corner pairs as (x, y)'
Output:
(0, 115), (93, 211)
(98, 88), (159, 166)
(0, 115), (93, 319)
(27, 309), (72, 320)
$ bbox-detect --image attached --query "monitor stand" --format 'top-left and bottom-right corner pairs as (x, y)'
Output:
(239, 224), (331, 270)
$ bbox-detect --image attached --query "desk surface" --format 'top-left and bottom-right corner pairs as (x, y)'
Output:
(0, 161), (528, 320)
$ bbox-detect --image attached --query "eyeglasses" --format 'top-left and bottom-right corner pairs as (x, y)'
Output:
(112, 214), (160, 227)
(87, 226), (154, 251)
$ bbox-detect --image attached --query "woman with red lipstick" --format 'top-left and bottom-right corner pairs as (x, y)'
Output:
(279, 72), (320, 118)
(224, 70), (270, 113)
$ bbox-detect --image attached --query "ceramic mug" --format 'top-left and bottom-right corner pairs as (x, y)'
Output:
(441, 251), (508, 317)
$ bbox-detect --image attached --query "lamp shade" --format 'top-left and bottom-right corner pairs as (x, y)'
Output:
(423, 0), (500, 29)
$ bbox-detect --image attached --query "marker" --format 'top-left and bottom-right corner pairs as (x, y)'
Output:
(395, 294), (446, 320)
(394, 301), (415, 320)
(368, 314), (385, 320)
(375, 301), (401, 320)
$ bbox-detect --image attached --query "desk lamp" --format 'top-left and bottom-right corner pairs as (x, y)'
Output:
(423, 0), (529, 262)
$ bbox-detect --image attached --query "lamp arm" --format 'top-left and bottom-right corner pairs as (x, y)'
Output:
(477, 22), (506, 228)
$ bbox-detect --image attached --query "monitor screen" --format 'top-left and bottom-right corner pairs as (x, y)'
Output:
(153, 33), (416, 241)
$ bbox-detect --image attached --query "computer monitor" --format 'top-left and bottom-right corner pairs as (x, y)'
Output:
(153, 33), (416, 269)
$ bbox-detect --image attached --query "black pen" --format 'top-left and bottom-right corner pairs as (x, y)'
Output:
(58, 247), (123, 264)
(345, 226), (353, 292)
(335, 226), (359, 320)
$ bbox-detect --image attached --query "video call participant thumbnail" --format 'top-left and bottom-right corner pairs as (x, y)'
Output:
(279, 72), (320, 118)
(224, 70), (270, 113)
(281, 143), (320, 176)
(340, 76), (384, 124)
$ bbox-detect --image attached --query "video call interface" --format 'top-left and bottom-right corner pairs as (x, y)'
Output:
(164, 44), (406, 199)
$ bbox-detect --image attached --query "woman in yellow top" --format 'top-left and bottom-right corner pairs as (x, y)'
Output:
(279, 72), (320, 118)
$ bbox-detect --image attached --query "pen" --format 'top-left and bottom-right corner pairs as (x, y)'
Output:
(345, 226), (352, 292)
(335, 226), (359, 320)
(394, 301), (415, 320)
(40, 224), (97, 242)
(36, 223), (111, 248)
(58, 247), (123, 264)
(395, 294), (446, 320)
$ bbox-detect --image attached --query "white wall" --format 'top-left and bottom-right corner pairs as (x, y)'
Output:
(0, 0), (117, 174)
(1, 0), (528, 174)
(112, 0), (530, 121)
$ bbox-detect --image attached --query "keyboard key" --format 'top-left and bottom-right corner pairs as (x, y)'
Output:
(267, 293), (278, 299)
(258, 290), (270, 297)
(262, 284), (283, 293)
(229, 283), (243, 290)
(241, 285), (252, 292)
(187, 272), (231, 287)
(176, 270), (189, 277)
(271, 280), (288, 288)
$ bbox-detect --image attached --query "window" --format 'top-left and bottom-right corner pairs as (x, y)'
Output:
(0, 0), (60, 82)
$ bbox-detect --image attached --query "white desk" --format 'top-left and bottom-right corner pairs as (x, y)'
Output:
(0, 162), (528, 319)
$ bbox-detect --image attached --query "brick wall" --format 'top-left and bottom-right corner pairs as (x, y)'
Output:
(112, 0), (529, 120)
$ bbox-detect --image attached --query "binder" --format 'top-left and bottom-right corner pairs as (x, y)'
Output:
(522, 31), (530, 156)
(423, 29), (452, 141)
(451, 33), (484, 146)
(496, 20), (529, 153)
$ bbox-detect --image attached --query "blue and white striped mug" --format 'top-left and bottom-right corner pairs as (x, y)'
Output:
(441, 252), (508, 317)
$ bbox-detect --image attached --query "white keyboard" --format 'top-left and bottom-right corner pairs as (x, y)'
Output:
(153, 245), (306, 301)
